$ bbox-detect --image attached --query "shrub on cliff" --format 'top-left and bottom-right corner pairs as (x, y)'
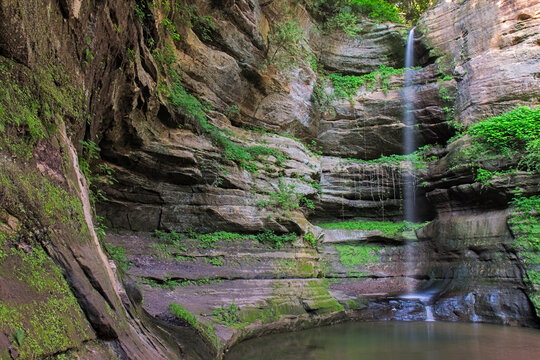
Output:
(467, 106), (540, 172)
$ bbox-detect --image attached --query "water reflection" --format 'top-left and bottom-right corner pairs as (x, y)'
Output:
(226, 322), (540, 360)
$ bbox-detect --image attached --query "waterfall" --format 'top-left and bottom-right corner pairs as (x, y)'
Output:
(403, 27), (416, 223)
(425, 305), (435, 322)
(403, 28), (417, 294)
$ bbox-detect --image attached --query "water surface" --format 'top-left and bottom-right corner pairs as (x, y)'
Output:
(226, 321), (540, 360)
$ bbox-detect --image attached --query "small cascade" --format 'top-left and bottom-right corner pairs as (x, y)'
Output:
(402, 27), (417, 293)
(425, 305), (435, 322)
(400, 291), (437, 322)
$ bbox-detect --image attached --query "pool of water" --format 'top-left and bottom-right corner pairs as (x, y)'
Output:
(225, 321), (540, 360)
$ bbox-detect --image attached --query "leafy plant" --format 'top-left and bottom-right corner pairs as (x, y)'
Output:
(303, 0), (404, 30)
(169, 303), (198, 327)
(254, 229), (296, 249)
(469, 107), (539, 153)
(326, 11), (361, 36)
(13, 328), (25, 347)
(257, 179), (315, 212)
(224, 104), (240, 120)
(162, 18), (181, 41)
(104, 243), (131, 271)
(475, 168), (495, 186)
(134, 3), (146, 23)
(350, 0), (404, 23)
(304, 232), (317, 247)
(304, 0), (430, 25)
(212, 300), (240, 326)
(209, 257), (224, 266)
(268, 20), (307, 68)
(193, 15), (216, 42)
(453, 107), (540, 173)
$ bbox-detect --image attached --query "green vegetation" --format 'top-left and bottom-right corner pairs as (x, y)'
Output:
(329, 65), (414, 99)
(169, 303), (221, 348)
(152, 229), (188, 258)
(78, 140), (116, 206)
(104, 243), (131, 271)
(13, 328), (25, 347)
(212, 300), (240, 326)
(0, 163), (87, 239)
(438, 76), (456, 123)
(154, 229), (297, 251)
(145, 276), (220, 289)
(193, 231), (248, 249)
(154, 0), (217, 42)
(154, 45), (289, 173)
(451, 107), (540, 177)
(508, 193), (540, 315)
(253, 229), (297, 249)
(155, 229), (186, 245)
(469, 107), (540, 155)
(237, 280), (343, 326)
(304, 0), (404, 32)
(0, 60), (85, 159)
(257, 179), (315, 213)
(162, 18), (181, 41)
(208, 257), (224, 266)
(304, 0), (432, 26)
(224, 104), (240, 120)
(169, 302), (199, 327)
(319, 220), (425, 237)
(275, 258), (317, 277)
(333, 244), (381, 267)
(268, 20), (308, 68)
(0, 246), (93, 358)
(304, 232), (317, 247)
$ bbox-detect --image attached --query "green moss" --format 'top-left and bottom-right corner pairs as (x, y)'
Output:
(333, 244), (381, 267)
(0, 163), (87, 238)
(0, 247), (93, 357)
(237, 302), (283, 325)
(0, 59), (86, 159)
(274, 258), (318, 277)
(319, 220), (424, 237)
(169, 303), (222, 350)
(329, 65), (414, 100)
(508, 194), (540, 316)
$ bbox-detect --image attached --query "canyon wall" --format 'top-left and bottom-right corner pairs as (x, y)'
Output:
(0, 0), (538, 359)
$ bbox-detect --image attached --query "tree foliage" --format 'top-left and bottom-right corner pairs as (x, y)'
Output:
(303, 0), (433, 27)
(389, 0), (434, 23)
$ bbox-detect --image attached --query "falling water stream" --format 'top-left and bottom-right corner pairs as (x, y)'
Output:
(400, 28), (436, 320)
(402, 27), (416, 224)
(402, 28), (418, 289)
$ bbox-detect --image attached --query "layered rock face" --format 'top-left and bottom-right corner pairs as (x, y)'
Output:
(413, 0), (540, 325)
(1, 0), (539, 359)
(418, 0), (540, 124)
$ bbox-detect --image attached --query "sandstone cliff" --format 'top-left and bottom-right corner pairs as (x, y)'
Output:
(0, 0), (539, 359)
